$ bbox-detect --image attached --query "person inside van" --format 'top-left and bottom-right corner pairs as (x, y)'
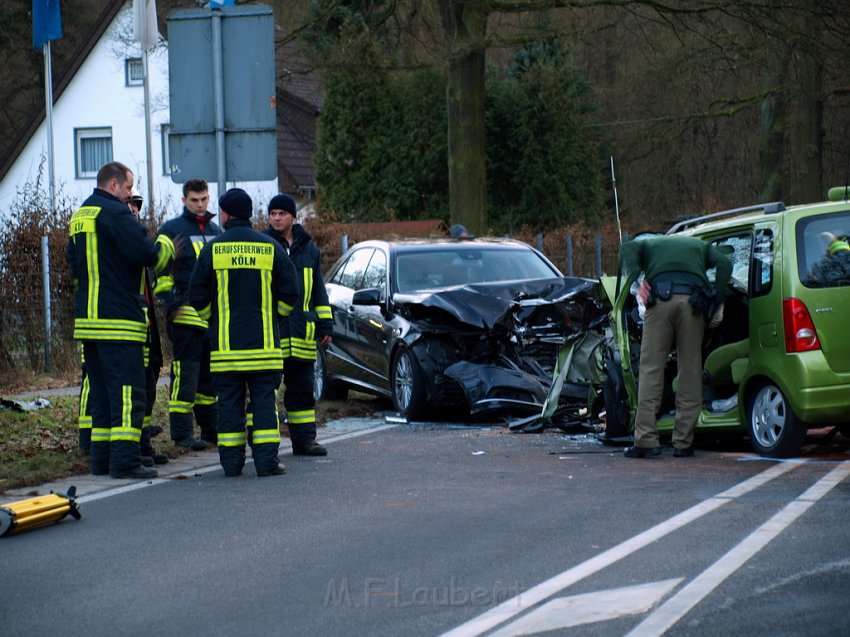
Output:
(810, 232), (850, 286)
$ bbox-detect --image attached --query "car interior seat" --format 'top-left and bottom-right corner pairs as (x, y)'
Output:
(703, 338), (749, 386)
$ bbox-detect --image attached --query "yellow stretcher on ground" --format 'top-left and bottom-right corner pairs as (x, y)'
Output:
(0, 486), (81, 537)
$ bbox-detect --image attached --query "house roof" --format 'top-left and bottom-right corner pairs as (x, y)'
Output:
(0, 0), (128, 186)
(275, 36), (322, 196)
(1, 1), (324, 199)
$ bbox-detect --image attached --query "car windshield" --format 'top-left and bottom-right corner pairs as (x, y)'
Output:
(798, 210), (850, 288)
(394, 247), (559, 293)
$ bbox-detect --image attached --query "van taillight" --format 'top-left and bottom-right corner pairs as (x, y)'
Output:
(783, 298), (820, 352)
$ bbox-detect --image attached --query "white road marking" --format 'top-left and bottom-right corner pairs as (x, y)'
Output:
(77, 423), (397, 505)
(625, 460), (850, 637)
(440, 462), (799, 637)
(488, 579), (683, 636)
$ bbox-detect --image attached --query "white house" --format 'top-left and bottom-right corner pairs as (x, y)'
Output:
(0, 0), (280, 221)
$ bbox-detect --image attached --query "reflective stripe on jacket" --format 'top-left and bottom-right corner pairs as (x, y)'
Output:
(263, 224), (332, 361)
(67, 188), (173, 343)
(155, 208), (222, 328)
(189, 220), (298, 373)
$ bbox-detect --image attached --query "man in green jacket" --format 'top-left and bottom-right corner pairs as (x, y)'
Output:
(620, 234), (731, 458)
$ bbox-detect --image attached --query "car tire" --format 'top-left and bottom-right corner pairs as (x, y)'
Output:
(313, 347), (348, 402)
(746, 382), (806, 458)
(602, 363), (631, 441)
(391, 345), (427, 420)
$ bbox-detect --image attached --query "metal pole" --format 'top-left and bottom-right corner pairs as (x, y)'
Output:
(536, 232), (543, 252)
(41, 236), (52, 372)
(143, 49), (156, 227)
(566, 235), (573, 277)
(211, 8), (226, 196)
(610, 156), (622, 245)
(341, 233), (349, 253)
(44, 42), (56, 213)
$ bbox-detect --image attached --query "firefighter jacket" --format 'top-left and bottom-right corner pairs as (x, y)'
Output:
(154, 208), (222, 330)
(189, 219), (299, 373)
(67, 188), (173, 343)
(263, 224), (333, 360)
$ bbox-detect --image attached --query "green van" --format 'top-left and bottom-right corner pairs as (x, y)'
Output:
(602, 188), (850, 457)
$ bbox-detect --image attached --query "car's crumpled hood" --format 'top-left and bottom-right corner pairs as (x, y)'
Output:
(393, 277), (608, 332)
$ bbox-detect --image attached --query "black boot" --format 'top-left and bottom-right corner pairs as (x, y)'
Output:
(293, 441), (327, 456)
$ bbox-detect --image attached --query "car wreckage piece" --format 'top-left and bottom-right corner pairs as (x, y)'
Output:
(392, 277), (610, 421)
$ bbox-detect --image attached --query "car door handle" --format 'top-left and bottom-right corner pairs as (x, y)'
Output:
(347, 305), (356, 315)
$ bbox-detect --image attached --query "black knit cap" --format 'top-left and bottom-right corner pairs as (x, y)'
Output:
(268, 193), (296, 217)
(219, 188), (253, 219)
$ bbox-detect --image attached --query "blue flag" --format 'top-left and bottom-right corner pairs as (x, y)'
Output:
(33, 0), (63, 50)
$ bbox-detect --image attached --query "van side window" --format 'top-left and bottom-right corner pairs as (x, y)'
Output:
(798, 212), (850, 288)
(708, 234), (753, 294)
(751, 230), (774, 297)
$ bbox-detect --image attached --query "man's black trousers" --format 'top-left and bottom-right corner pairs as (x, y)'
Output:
(214, 371), (281, 475)
(168, 322), (217, 441)
(83, 341), (146, 474)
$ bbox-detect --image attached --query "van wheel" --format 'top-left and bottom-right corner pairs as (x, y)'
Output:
(746, 383), (806, 458)
(391, 345), (427, 420)
(313, 347), (348, 402)
(602, 365), (631, 440)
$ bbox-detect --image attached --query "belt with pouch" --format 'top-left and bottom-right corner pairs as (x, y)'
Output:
(651, 281), (695, 302)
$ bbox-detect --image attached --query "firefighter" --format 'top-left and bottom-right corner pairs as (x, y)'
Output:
(128, 188), (168, 466)
(66, 162), (174, 479)
(188, 189), (299, 477)
(77, 187), (168, 467)
(264, 194), (333, 456)
(154, 178), (222, 450)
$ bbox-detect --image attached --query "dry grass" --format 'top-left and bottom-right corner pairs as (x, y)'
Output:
(0, 380), (387, 493)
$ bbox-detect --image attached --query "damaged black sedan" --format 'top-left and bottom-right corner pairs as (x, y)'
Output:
(315, 239), (610, 421)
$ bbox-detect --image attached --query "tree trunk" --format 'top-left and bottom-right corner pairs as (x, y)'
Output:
(437, 1), (488, 235)
(795, 11), (824, 203)
(759, 54), (790, 203)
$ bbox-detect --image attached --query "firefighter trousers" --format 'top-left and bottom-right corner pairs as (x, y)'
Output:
(83, 341), (146, 474)
(214, 371), (281, 476)
(283, 356), (318, 448)
(168, 322), (218, 441)
(81, 356), (160, 456)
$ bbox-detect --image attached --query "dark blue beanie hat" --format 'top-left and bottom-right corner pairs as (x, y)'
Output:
(268, 193), (297, 217)
(219, 188), (253, 219)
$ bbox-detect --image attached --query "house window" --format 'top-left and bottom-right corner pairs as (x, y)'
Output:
(125, 58), (144, 86)
(75, 128), (113, 178)
(161, 124), (171, 175)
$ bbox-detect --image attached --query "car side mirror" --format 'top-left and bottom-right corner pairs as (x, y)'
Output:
(352, 287), (382, 306)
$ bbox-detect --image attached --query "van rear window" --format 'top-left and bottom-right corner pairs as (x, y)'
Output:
(798, 211), (850, 288)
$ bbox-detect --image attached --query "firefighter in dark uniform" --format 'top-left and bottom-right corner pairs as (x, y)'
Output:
(77, 187), (168, 467)
(188, 189), (299, 477)
(264, 194), (333, 456)
(67, 162), (174, 479)
(128, 188), (168, 466)
(155, 178), (222, 450)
